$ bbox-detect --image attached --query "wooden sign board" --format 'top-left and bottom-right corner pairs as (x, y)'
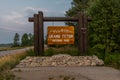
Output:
(47, 26), (74, 45)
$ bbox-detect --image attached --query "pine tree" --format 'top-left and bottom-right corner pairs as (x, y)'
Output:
(13, 33), (20, 47)
(28, 33), (34, 46)
(21, 33), (29, 46)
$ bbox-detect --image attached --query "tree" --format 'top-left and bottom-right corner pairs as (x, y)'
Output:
(21, 33), (29, 46)
(66, 0), (91, 46)
(66, 0), (120, 54)
(28, 33), (34, 46)
(13, 33), (20, 47)
(87, 0), (120, 53)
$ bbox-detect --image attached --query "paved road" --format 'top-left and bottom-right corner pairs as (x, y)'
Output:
(12, 66), (120, 80)
(0, 47), (33, 57)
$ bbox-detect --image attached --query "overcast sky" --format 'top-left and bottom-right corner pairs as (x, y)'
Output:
(0, 0), (72, 44)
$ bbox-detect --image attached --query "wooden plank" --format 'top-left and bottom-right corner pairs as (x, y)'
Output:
(47, 26), (74, 45)
(34, 14), (39, 56)
(44, 17), (78, 21)
(29, 17), (34, 22)
(38, 11), (44, 56)
(29, 17), (92, 22)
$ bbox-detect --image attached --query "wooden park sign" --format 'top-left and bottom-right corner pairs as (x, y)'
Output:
(47, 26), (74, 45)
(28, 11), (91, 56)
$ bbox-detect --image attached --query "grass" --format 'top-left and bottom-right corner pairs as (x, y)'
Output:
(0, 50), (26, 72)
(0, 46), (26, 52)
(88, 50), (120, 69)
(44, 46), (79, 56)
(0, 48), (35, 80)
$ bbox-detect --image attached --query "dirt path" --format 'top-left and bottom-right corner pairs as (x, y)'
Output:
(0, 47), (33, 57)
(12, 66), (120, 80)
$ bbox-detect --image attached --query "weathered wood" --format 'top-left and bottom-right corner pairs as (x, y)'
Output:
(29, 17), (92, 22)
(78, 12), (84, 54)
(44, 17), (78, 21)
(29, 17), (34, 22)
(83, 14), (88, 54)
(34, 14), (39, 56)
(38, 11), (44, 56)
(78, 13), (88, 54)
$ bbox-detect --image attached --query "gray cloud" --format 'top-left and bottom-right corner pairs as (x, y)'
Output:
(0, 6), (66, 43)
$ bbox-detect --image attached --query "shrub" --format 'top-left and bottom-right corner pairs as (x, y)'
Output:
(104, 53), (120, 69)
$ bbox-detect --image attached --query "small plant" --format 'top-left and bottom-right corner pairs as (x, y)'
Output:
(44, 48), (54, 56)
(104, 53), (120, 69)
(0, 71), (15, 80)
(48, 75), (76, 80)
(26, 49), (35, 56)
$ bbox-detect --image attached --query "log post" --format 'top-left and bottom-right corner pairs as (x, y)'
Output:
(38, 11), (44, 56)
(78, 12), (88, 55)
(34, 14), (39, 56)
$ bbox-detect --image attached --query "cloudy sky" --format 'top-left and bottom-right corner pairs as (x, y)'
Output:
(0, 0), (72, 44)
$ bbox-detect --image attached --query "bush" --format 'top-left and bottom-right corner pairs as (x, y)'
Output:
(104, 53), (120, 69)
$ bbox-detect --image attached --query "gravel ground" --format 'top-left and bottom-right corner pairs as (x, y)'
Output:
(12, 66), (120, 80)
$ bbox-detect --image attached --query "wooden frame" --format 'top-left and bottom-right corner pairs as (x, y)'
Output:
(29, 11), (91, 56)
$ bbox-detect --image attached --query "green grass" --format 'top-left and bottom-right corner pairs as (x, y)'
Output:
(44, 46), (79, 56)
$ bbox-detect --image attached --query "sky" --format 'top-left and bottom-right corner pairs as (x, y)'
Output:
(0, 0), (72, 44)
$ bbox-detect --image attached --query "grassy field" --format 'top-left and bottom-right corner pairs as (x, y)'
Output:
(0, 49), (34, 79)
(0, 46), (23, 51)
(45, 46), (79, 56)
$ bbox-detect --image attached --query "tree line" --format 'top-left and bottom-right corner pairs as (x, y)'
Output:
(66, 0), (120, 54)
(13, 33), (34, 47)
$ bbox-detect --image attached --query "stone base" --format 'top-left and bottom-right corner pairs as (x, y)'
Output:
(16, 54), (104, 68)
